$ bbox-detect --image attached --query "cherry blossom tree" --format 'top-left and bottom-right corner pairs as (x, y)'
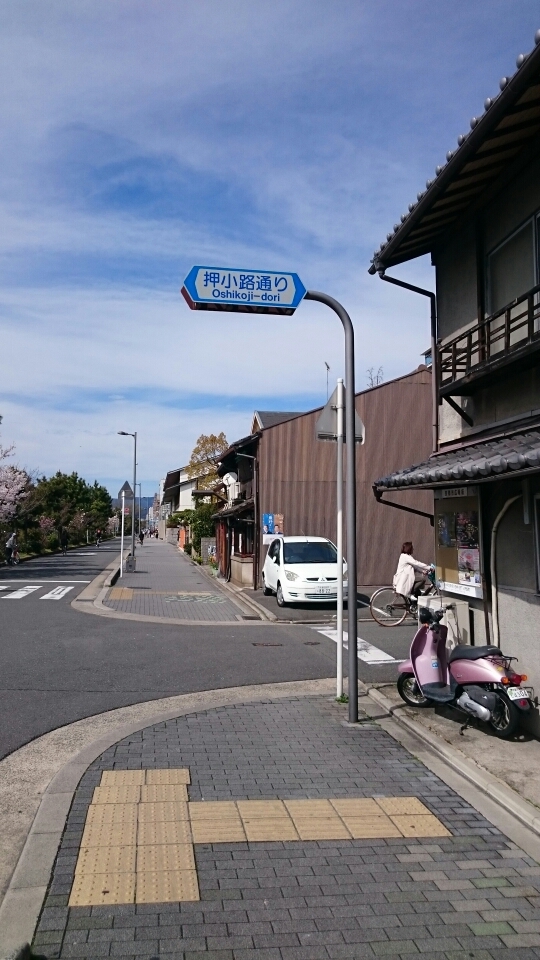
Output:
(0, 442), (28, 522)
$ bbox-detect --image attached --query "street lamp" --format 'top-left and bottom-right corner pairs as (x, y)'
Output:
(118, 430), (137, 570)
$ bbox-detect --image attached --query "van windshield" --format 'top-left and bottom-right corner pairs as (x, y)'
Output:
(283, 541), (337, 564)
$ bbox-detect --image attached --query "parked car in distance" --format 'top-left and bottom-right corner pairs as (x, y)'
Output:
(262, 536), (348, 607)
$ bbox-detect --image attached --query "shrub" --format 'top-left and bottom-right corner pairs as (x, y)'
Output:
(183, 542), (193, 555)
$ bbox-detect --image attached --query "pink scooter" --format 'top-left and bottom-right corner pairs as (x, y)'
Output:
(397, 607), (533, 738)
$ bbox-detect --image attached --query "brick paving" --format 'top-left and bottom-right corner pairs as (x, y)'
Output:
(103, 540), (251, 622)
(33, 696), (540, 959)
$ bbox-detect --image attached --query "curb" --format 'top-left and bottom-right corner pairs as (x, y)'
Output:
(367, 685), (540, 837)
(0, 678), (335, 959)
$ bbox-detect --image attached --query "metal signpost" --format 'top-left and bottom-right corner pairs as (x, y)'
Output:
(182, 266), (361, 722)
(316, 382), (364, 701)
(120, 490), (125, 578)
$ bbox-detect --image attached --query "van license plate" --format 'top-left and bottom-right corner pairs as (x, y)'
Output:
(506, 687), (530, 701)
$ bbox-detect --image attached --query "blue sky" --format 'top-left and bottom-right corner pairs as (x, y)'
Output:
(1, 1), (539, 497)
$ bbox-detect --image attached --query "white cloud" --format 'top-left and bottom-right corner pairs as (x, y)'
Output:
(1, 0), (538, 490)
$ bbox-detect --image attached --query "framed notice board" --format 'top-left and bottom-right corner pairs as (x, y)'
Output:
(434, 486), (483, 599)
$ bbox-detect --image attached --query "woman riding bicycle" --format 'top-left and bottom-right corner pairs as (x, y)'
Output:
(393, 541), (433, 601)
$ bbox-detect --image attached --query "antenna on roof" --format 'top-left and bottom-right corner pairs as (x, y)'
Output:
(325, 361), (330, 400)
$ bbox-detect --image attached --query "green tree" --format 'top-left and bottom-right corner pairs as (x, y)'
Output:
(167, 503), (215, 553)
(186, 433), (228, 490)
(19, 472), (112, 549)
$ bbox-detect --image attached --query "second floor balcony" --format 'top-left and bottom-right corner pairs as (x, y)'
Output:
(438, 283), (540, 397)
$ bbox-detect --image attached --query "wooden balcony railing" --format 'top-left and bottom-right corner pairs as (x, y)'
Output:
(438, 283), (540, 394)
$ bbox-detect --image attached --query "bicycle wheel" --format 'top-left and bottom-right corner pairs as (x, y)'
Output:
(370, 587), (409, 626)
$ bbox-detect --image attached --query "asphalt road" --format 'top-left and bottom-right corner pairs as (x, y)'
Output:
(0, 546), (416, 760)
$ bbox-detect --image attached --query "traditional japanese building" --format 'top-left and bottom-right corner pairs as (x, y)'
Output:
(369, 29), (540, 723)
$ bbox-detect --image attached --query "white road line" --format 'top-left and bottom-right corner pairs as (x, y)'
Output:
(314, 627), (405, 664)
(0, 580), (91, 583)
(3, 585), (42, 599)
(0, 585), (10, 591)
(40, 585), (75, 600)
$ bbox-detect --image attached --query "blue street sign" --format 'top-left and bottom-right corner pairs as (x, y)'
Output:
(182, 266), (307, 315)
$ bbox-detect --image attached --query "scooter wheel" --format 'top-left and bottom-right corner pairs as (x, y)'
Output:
(489, 692), (519, 739)
(397, 673), (433, 708)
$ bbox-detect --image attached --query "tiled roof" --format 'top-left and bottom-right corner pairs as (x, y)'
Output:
(254, 411), (303, 429)
(374, 429), (540, 490)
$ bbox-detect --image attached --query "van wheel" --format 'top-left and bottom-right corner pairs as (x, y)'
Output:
(276, 583), (287, 607)
(262, 574), (272, 596)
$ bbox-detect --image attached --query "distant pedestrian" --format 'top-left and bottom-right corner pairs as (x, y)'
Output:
(96, 529), (102, 547)
(60, 529), (69, 556)
(5, 532), (17, 566)
(139, 531), (144, 546)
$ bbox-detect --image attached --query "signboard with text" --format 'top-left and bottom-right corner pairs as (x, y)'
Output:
(182, 266), (306, 315)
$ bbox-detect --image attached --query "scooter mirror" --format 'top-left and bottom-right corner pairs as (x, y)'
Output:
(419, 608), (432, 624)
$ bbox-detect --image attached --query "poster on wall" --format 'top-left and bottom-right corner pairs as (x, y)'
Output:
(262, 513), (284, 545)
(456, 511), (479, 548)
(437, 513), (456, 548)
(458, 548), (480, 585)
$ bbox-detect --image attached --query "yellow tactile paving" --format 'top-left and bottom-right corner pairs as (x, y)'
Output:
(140, 784), (188, 803)
(243, 818), (299, 841)
(136, 869), (199, 903)
(340, 815), (402, 839)
(190, 818), (246, 843)
(69, 766), (453, 908)
(69, 871), (136, 906)
(81, 821), (137, 848)
(137, 819), (192, 845)
(376, 796), (431, 816)
(75, 845), (136, 875)
(138, 801), (189, 823)
(330, 798), (382, 817)
(109, 587), (134, 600)
(390, 814), (451, 838)
(237, 800), (289, 819)
(92, 785), (141, 804)
(146, 769), (190, 785)
(285, 799), (336, 818)
(86, 803), (138, 826)
(292, 817), (351, 841)
(100, 770), (145, 786)
(188, 801), (240, 819)
(137, 843), (196, 873)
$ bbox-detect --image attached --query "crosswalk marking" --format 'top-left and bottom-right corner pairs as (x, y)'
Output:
(40, 585), (75, 600)
(313, 627), (405, 665)
(3, 585), (42, 599)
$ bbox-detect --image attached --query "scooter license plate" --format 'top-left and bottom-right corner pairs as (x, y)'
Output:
(506, 687), (530, 701)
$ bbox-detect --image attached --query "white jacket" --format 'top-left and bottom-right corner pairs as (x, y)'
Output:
(393, 552), (430, 597)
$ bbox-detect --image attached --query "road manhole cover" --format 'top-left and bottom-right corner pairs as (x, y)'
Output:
(304, 641), (320, 645)
(252, 642), (283, 647)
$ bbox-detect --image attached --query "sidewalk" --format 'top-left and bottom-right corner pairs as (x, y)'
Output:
(28, 693), (540, 960)
(101, 540), (256, 623)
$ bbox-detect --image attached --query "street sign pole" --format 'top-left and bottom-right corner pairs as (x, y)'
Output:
(336, 378), (344, 699)
(120, 490), (125, 578)
(305, 291), (358, 723)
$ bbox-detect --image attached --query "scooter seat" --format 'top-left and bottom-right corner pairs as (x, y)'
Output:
(448, 644), (502, 663)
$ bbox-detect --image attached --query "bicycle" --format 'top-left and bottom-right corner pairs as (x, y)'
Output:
(369, 569), (439, 627)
